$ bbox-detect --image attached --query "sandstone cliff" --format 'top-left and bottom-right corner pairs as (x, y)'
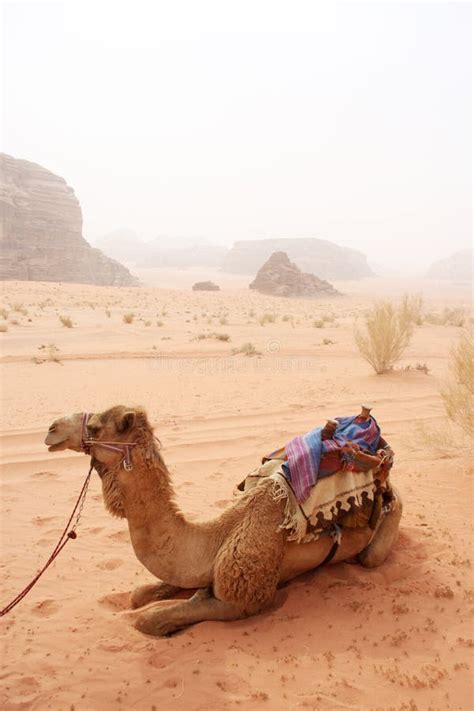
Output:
(0, 154), (139, 286)
(426, 249), (473, 281)
(249, 251), (340, 298)
(222, 238), (373, 279)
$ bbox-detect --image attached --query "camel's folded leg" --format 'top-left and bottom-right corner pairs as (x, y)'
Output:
(130, 582), (183, 609)
(357, 487), (403, 568)
(133, 588), (244, 636)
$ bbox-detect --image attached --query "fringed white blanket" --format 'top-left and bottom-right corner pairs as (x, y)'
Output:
(244, 459), (376, 544)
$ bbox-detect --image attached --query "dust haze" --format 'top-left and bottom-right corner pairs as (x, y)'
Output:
(3, 1), (471, 273)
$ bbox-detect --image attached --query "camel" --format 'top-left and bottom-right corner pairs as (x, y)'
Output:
(44, 405), (402, 637)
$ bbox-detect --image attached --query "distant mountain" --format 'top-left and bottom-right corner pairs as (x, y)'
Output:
(136, 243), (229, 269)
(426, 249), (473, 281)
(221, 238), (373, 280)
(94, 229), (150, 264)
(0, 154), (139, 286)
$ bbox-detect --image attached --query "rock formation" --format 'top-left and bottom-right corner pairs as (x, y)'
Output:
(426, 249), (472, 281)
(222, 238), (373, 280)
(192, 280), (220, 291)
(0, 153), (139, 286)
(249, 251), (340, 298)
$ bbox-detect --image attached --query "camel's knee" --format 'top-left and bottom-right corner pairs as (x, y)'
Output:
(213, 556), (280, 615)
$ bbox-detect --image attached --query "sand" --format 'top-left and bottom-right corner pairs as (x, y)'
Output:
(0, 273), (472, 711)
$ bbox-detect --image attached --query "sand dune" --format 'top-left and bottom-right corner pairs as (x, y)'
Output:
(0, 275), (472, 710)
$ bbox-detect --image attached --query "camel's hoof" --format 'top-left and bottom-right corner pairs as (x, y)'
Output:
(134, 611), (176, 637)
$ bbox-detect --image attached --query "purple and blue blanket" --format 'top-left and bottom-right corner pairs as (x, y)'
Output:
(283, 416), (381, 502)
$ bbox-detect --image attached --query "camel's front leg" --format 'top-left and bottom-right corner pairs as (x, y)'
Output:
(130, 581), (183, 609)
(133, 588), (244, 636)
(358, 486), (403, 568)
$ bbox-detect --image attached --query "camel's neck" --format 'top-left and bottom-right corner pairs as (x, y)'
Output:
(115, 442), (221, 588)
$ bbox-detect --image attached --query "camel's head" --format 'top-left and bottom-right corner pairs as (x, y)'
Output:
(45, 406), (155, 518)
(45, 412), (85, 452)
(45, 405), (152, 466)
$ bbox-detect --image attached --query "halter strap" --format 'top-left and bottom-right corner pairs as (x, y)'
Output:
(81, 412), (138, 471)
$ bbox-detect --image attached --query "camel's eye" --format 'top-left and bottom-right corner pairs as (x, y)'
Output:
(88, 425), (101, 436)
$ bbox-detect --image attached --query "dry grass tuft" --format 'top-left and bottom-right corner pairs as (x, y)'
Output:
(59, 315), (73, 328)
(0, 308), (8, 319)
(400, 293), (424, 326)
(441, 329), (473, 436)
(232, 342), (261, 356)
(259, 313), (276, 326)
(123, 312), (135, 324)
(425, 307), (466, 327)
(195, 332), (230, 342)
(354, 300), (413, 374)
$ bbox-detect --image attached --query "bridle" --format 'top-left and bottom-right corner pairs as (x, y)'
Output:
(81, 412), (138, 471)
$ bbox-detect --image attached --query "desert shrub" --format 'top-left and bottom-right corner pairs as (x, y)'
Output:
(441, 329), (474, 435)
(59, 315), (73, 328)
(313, 319), (324, 328)
(35, 343), (62, 364)
(9, 318), (20, 326)
(0, 323), (8, 333)
(403, 363), (430, 375)
(105, 309), (111, 318)
(425, 307), (465, 327)
(195, 332), (230, 342)
(123, 312), (135, 324)
(144, 320), (152, 327)
(259, 313), (276, 326)
(322, 338), (334, 345)
(219, 315), (228, 325)
(232, 342), (261, 356)
(443, 307), (465, 327)
(400, 293), (424, 326)
(0, 308), (8, 319)
(354, 301), (413, 374)
(156, 320), (164, 327)
(322, 313), (336, 323)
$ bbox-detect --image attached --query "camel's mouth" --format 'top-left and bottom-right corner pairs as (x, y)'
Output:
(45, 428), (69, 451)
(47, 441), (68, 452)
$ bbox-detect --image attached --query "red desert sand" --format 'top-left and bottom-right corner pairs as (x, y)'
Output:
(0, 272), (472, 710)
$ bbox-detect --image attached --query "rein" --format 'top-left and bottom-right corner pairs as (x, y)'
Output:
(0, 463), (93, 617)
(81, 412), (138, 471)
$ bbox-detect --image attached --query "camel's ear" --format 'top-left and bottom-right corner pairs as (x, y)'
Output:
(118, 411), (136, 433)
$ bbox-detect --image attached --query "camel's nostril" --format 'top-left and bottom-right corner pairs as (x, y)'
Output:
(48, 425), (56, 433)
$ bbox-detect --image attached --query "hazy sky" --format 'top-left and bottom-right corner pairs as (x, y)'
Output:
(2, 1), (472, 270)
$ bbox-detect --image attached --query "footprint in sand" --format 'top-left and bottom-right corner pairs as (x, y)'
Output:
(97, 640), (133, 652)
(147, 653), (173, 669)
(109, 530), (129, 543)
(97, 558), (124, 571)
(11, 675), (41, 697)
(30, 471), (58, 479)
(31, 599), (60, 617)
(86, 526), (104, 535)
(32, 516), (57, 527)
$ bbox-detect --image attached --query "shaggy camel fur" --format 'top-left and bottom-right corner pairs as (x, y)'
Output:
(45, 405), (403, 637)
